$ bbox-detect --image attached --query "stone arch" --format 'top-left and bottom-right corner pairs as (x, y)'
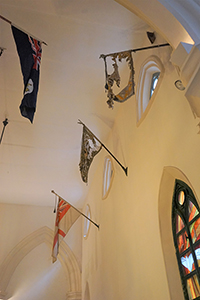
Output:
(158, 166), (200, 300)
(0, 226), (81, 299)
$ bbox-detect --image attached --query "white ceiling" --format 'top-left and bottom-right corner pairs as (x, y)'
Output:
(0, 0), (148, 208)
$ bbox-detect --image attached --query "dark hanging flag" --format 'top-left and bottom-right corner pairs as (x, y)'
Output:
(78, 120), (128, 177)
(100, 51), (135, 109)
(79, 124), (102, 183)
(11, 25), (42, 123)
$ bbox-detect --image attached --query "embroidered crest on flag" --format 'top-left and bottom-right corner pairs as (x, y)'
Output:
(24, 78), (34, 95)
(100, 50), (135, 109)
(79, 125), (102, 183)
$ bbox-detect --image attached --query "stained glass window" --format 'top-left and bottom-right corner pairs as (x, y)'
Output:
(187, 275), (200, 299)
(189, 201), (199, 222)
(176, 214), (185, 233)
(172, 180), (200, 300)
(177, 230), (190, 253)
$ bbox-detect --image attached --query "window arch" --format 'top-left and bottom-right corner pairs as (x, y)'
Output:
(83, 204), (91, 239)
(172, 179), (200, 300)
(150, 71), (160, 98)
(102, 156), (114, 199)
(136, 55), (164, 124)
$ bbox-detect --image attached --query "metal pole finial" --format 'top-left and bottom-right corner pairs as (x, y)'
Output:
(0, 47), (6, 56)
(0, 118), (8, 144)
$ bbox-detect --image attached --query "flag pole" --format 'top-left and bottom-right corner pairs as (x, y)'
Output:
(0, 15), (11, 24)
(99, 43), (170, 59)
(0, 47), (6, 56)
(51, 190), (100, 229)
(78, 119), (128, 176)
(0, 118), (8, 144)
(0, 15), (48, 46)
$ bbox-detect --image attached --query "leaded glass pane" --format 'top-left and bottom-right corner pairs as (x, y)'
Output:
(189, 201), (199, 222)
(150, 72), (160, 98)
(177, 230), (190, 253)
(181, 251), (195, 275)
(172, 180), (200, 300)
(176, 214), (185, 233)
(194, 244), (200, 268)
(178, 191), (185, 205)
(187, 275), (200, 299)
(190, 218), (200, 244)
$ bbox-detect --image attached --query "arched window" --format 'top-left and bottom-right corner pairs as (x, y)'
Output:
(136, 55), (164, 124)
(102, 156), (114, 199)
(83, 204), (91, 239)
(172, 179), (200, 300)
(150, 71), (160, 98)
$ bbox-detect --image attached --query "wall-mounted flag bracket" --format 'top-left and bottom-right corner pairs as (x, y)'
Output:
(51, 190), (99, 229)
(78, 119), (128, 176)
(0, 15), (47, 45)
(0, 118), (8, 144)
(100, 42), (170, 59)
(0, 47), (6, 56)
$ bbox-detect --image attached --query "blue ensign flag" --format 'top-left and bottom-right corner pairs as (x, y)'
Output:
(11, 26), (42, 123)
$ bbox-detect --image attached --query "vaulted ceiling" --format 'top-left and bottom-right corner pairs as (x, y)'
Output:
(0, 0), (149, 208)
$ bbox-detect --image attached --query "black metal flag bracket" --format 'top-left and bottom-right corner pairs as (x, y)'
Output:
(51, 190), (100, 229)
(78, 119), (128, 176)
(0, 118), (8, 144)
(99, 43), (170, 59)
(0, 47), (6, 56)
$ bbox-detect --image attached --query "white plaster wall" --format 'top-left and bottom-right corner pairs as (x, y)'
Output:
(115, 0), (194, 48)
(82, 36), (200, 299)
(0, 204), (55, 266)
(157, 0), (200, 43)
